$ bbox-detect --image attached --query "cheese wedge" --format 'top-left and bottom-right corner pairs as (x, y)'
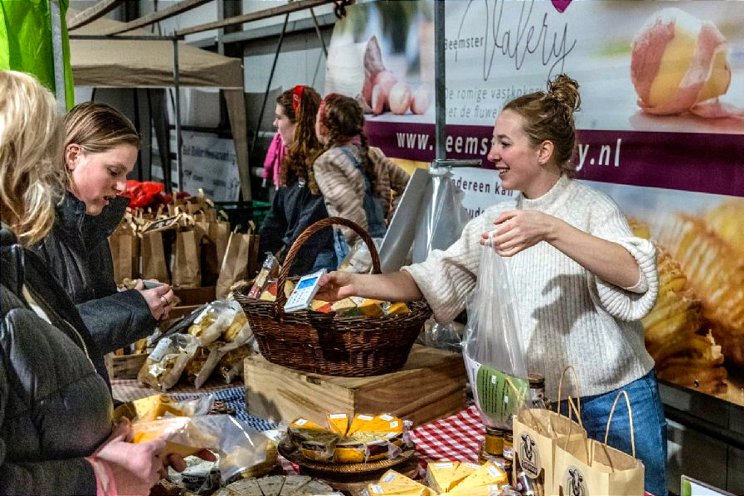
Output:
(367, 470), (436, 496)
(426, 461), (470, 493)
(347, 414), (403, 436)
(257, 475), (285, 496)
(326, 413), (350, 436)
(277, 475), (311, 495)
(446, 462), (507, 495)
(349, 296), (384, 317)
(223, 478), (263, 496)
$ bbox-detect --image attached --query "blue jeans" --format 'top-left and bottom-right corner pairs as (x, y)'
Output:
(559, 370), (668, 496)
(333, 229), (350, 267)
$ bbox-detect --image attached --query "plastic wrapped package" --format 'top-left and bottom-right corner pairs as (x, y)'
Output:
(132, 414), (276, 484)
(114, 393), (214, 422)
(188, 301), (239, 347)
(216, 345), (252, 384)
(138, 333), (200, 391)
(185, 342), (228, 389)
(463, 235), (529, 430)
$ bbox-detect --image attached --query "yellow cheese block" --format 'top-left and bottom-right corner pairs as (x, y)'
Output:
(330, 298), (358, 316)
(131, 417), (216, 458)
(349, 296), (384, 317)
(446, 461), (507, 495)
(367, 470), (436, 496)
(426, 460), (469, 493)
(383, 302), (410, 316)
(326, 413), (350, 436)
(347, 413), (403, 436)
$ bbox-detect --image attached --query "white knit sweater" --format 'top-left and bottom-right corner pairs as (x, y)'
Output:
(404, 175), (657, 399)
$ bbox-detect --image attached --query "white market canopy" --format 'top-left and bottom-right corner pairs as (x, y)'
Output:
(68, 11), (250, 198)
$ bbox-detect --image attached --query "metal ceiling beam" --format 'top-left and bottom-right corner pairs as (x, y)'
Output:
(175, 0), (342, 37)
(98, 0), (213, 35)
(68, 0), (124, 30)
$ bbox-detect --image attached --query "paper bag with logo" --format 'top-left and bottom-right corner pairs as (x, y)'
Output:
(514, 371), (586, 496)
(172, 227), (203, 288)
(215, 229), (253, 299)
(554, 391), (645, 496)
(109, 223), (139, 285)
(140, 230), (170, 283)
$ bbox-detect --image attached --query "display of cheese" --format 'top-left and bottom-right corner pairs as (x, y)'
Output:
(367, 470), (437, 496)
(425, 461), (480, 493)
(286, 413), (407, 464)
(131, 416), (217, 457)
(214, 475), (338, 496)
(440, 461), (508, 495)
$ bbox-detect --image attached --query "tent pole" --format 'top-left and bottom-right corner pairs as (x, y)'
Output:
(434, 0), (446, 162)
(250, 12), (290, 155)
(309, 8), (328, 57)
(50, 0), (67, 111)
(173, 37), (184, 193)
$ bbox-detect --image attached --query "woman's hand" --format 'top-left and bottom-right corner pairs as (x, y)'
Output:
(316, 271), (356, 301)
(480, 210), (556, 257)
(135, 280), (175, 321)
(87, 420), (166, 496)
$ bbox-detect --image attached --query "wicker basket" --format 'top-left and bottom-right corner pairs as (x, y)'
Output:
(234, 217), (431, 377)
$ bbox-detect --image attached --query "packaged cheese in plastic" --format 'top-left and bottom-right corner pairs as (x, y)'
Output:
(133, 414), (276, 485)
(138, 333), (199, 391)
(188, 301), (238, 347)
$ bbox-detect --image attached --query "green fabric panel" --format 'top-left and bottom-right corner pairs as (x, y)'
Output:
(0, 0), (73, 108)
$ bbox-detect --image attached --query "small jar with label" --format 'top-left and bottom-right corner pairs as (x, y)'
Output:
(483, 426), (504, 456)
(502, 431), (514, 461)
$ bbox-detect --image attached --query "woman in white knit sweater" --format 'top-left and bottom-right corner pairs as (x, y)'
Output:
(317, 75), (667, 495)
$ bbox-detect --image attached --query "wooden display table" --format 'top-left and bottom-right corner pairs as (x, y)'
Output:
(244, 344), (467, 427)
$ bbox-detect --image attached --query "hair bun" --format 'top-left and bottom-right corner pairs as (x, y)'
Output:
(547, 74), (581, 114)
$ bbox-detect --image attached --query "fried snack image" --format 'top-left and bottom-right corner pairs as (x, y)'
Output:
(652, 213), (744, 368)
(704, 198), (744, 258)
(630, 220), (728, 394)
(630, 8), (731, 115)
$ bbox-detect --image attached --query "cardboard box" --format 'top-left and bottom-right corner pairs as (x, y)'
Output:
(244, 345), (467, 427)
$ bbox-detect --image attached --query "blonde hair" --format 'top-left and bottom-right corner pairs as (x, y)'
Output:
(64, 101), (139, 187)
(504, 74), (581, 176)
(0, 70), (65, 245)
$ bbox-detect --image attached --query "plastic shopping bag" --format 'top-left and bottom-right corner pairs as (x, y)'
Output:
(463, 237), (529, 429)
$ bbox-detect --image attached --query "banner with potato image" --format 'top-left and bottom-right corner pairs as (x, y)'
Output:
(326, 1), (744, 407)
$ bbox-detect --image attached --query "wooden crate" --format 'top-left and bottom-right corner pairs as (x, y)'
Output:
(244, 345), (467, 427)
(105, 352), (148, 380)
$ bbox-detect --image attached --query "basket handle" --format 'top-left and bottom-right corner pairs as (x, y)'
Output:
(275, 216), (381, 311)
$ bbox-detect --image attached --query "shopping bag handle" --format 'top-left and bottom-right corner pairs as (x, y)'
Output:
(556, 366), (582, 424)
(562, 397), (590, 460)
(603, 390), (636, 459)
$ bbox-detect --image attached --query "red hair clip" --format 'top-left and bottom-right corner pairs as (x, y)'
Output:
(291, 85), (305, 113)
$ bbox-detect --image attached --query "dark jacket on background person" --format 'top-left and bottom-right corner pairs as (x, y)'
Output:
(258, 178), (336, 276)
(31, 192), (156, 356)
(1, 226), (111, 495)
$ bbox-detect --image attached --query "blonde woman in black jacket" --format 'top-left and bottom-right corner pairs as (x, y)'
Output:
(0, 70), (169, 496)
(32, 102), (174, 382)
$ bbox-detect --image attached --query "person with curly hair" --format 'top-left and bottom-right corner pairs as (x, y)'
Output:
(258, 85), (336, 275)
(313, 93), (409, 263)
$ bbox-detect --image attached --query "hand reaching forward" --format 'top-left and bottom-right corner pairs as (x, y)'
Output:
(316, 271), (356, 302)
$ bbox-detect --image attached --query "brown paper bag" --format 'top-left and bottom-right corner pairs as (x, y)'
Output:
(210, 219), (230, 272)
(109, 225), (139, 284)
(215, 230), (252, 299)
(554, 391), (645, 496)
(172, 228), (202, 288)
(514, 403), (586, 495)
(140, 230), (170, 283)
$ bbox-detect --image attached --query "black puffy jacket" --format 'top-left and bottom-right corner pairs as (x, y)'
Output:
(1, 226), (112, 495)
(32, 193), (156, 359)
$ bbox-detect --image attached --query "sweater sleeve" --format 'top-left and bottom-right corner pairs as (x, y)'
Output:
(588, 194), (659, 321)
(402, 213), (486, 323)
(76, 290), (157, 353)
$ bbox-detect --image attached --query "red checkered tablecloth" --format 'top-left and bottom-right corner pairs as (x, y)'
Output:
(410, 404), (484, 464)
